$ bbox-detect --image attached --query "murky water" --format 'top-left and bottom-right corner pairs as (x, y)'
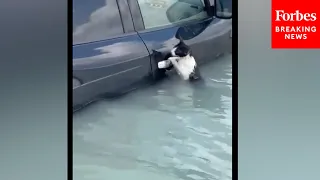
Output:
(73, 54), (232, 180)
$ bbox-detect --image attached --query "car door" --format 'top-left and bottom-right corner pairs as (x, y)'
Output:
(128, 0), (232, 79)
(72, 0), (152, 108)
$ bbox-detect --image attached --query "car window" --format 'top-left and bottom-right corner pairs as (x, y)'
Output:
(73, 0), (124, 45)
(137, 0), (209, 29)
(215, 0), (232, 17)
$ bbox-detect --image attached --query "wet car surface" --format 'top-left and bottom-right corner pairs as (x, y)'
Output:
(73, 0), (232, 109)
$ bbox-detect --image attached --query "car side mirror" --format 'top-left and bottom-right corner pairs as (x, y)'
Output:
(213, 0), (232, 19)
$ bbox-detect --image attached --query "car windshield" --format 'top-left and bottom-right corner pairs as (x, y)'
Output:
(73, 54), (232, 180)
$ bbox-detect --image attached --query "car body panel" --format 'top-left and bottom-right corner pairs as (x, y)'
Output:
(73, 0), (153, 109)
(73, 34), (151, 108)
(138, 18), (232, 72)
(128, 0), (232, 78)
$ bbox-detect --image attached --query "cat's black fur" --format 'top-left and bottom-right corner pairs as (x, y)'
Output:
(164, 40), (201, 81)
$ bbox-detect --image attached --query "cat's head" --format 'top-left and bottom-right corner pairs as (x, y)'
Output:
(171, 39), (191, 57)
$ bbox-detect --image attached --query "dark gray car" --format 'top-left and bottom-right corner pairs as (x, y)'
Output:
(73, 0), (232, 111)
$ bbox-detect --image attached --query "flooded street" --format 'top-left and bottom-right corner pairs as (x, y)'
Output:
(73, 54), (232, 180)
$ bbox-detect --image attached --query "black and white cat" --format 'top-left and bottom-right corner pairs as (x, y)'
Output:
(158, 40), (201, 81)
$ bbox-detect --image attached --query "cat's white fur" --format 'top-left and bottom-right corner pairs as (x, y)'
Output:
(170, 47), (178, 57)
(168, 55), (196, 80)
(157, 47), (197, 80)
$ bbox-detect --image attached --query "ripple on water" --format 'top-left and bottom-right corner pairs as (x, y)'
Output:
(73, 55), (232, 180)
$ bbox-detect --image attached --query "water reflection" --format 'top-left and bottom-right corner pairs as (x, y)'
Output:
(73, 54), (232, 180)
(73, 0), (124, 44)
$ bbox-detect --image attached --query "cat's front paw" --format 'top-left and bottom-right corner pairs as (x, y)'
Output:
(168, 57), (179, 62)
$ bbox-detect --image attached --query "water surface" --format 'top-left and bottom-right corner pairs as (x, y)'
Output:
(73, 54), (232, 180)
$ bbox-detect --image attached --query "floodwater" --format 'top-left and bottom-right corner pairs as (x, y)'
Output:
(73, 54), (232, 180)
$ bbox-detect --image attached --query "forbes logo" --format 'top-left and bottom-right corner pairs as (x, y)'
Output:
(275, 10), (317, 21)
